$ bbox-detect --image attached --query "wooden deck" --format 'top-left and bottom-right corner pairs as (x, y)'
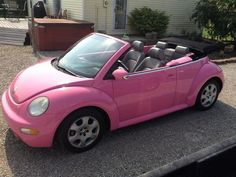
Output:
(0, 18), (28, 46)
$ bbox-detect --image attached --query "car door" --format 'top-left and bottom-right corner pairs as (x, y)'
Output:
(112, 68), (177, 122)
(175, 60), (202, 105)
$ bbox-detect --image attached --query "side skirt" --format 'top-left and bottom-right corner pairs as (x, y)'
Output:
(118, 104), (189, 129)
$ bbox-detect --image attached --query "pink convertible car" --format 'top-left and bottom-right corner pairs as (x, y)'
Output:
(1, 33), (224, 152)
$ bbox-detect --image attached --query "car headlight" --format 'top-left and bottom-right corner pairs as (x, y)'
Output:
(28, 97), (49, 117)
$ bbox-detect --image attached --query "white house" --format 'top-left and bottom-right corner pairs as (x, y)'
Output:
(28, 0), (199, 35)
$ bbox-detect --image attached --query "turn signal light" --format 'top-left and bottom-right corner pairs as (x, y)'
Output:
(20, 128), (39, 136)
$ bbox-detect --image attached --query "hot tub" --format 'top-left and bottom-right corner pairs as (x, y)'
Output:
(32, 18), (94, 51)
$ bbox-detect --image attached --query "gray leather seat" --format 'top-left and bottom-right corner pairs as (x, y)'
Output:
(122, 41), (145, 72)
(135, 48), (165, 71)
(164, 48), (175, 62)
(173, 46), (189, 59)
(156, 41), (168, 50)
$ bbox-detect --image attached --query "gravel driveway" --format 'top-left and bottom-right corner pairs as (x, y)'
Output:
(0, 45), (37, 95)
(0, 45), (236, 177)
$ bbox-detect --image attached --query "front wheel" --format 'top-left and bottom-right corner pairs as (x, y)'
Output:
(57, 108), (106, 153)
(195, 80), (220, 110)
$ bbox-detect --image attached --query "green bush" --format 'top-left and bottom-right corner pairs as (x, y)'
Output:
(128, 7), (169, 36)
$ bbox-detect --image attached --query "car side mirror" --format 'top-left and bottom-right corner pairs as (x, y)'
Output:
(112, 68), (129, 80)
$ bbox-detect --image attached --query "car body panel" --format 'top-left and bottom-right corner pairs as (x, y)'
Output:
(10, 60), (93, 104)
(186, 58), (224, 106)
(174, 57), (204, 105)
(2, 85), (120, 147)
(2, 90), (56, 147)
(112, 67), (177, 122)
(1, 33), (224, 148)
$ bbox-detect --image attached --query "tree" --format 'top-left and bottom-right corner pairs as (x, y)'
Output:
(191, 0), (236, 45)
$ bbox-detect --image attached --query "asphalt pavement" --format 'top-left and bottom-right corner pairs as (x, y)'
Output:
(0, 45), (236, 177)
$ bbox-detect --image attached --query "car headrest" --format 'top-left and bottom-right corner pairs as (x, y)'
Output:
(156, 41), (168, 49)
(132, 41), (144, 52)
(164, 48), (175, 57)
(175, 46), (189, 55)
(148, 48), (165, 60)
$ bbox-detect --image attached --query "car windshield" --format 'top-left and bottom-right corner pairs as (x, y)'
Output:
(58, 34), (124, 78)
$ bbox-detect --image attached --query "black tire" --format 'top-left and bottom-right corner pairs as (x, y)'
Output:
(57, 108), (106, 153)
(195, 79), (220, 111)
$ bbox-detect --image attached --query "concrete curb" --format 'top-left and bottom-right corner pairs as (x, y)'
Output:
(139, 135), (236, 177)
(211, 57), (236, 65)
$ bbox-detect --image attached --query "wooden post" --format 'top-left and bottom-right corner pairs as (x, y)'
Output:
(31, 0), (36, 53)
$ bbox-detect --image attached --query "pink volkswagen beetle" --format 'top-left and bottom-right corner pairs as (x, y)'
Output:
(1, 33), (224, 152)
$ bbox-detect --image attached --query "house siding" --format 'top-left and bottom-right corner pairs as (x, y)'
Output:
(60, 0), (84, 20)
(126, 0), (199, 35)
(83, 0), (112, 33)
(83, 0), (97, 28)
(82, 0), (199, 35)
(29, 0), (199, 35)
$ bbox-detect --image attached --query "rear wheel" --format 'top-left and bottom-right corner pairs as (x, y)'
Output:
(57, 108), (106, 153)
(196, 80), (220, 110)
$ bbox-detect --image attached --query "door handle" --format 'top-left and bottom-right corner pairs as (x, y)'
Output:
(168, 74), (175, 78)
(123, 75), (129, 80)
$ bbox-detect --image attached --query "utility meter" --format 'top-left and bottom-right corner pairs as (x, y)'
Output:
(104, 0), (109, 8)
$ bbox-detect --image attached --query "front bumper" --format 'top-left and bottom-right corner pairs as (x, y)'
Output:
(1, 91), (54, 147)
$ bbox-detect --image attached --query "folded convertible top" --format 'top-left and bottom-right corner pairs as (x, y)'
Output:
(160, 37), (222, 54)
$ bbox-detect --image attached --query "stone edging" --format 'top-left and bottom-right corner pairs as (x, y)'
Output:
(211, 57), (236, 65)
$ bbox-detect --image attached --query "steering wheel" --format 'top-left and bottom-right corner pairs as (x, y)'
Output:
(118, 60), (129, 72)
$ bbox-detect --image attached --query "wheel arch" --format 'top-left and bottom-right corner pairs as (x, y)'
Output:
(187, 76), (223, 106)
(194, 77), (222, 110)
(186, 62), (224, 106)
(43, 86), (119, 147)
(53, 106), (111, 146)
(210, 76), (223, 92)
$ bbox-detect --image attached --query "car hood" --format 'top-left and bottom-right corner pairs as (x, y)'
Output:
(10, 59), (93, 104)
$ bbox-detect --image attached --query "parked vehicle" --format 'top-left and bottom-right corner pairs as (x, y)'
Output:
(1, 33), (224, 152)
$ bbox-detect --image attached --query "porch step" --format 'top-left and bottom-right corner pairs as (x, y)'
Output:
(0, 27), (27, 34)
(0, 35), (25, 41)
(0, 18), (28, 46)
(0, 30), (27, 45)
(0, 39), (24, 45)
(0, 31), (26, 37)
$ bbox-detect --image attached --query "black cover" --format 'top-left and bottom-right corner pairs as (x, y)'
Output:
(33, 1), (46, 18)
(160, 37), (221, 54)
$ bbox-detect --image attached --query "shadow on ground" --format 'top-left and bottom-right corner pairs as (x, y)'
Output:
(4, 101), (236, 177)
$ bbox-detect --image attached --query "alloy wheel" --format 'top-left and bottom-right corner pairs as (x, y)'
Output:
(67, 116), (100, 148)
(200, 84), (218, 108)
